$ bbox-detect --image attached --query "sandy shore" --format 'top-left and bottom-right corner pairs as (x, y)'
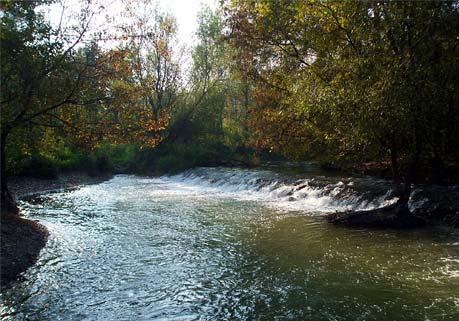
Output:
(1, 172), (112, 287)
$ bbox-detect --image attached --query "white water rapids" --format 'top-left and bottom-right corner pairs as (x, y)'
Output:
(155, 167), (398, 213)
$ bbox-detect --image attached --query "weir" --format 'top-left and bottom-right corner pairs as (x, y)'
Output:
(165, 167), (404, 213)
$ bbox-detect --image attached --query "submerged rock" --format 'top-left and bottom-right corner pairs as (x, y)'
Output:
(409, 187), (459, 227)
(327, 202), (427, 228)
(328, 185), (459, 229)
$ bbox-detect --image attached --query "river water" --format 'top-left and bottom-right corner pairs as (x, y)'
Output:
(1, 167), (459, 320)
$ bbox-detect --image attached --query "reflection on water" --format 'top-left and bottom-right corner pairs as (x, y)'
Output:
(1, 168), (459, 321)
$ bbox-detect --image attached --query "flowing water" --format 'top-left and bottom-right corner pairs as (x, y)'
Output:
(1, 166), (459, 320)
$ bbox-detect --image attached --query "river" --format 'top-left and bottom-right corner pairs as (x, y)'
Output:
(1, 166), (459, 320)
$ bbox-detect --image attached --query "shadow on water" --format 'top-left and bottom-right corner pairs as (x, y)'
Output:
(1, 168), (459, 321)
(235, 215), (459, 320)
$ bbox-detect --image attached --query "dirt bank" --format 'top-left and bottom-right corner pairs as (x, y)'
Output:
(1, 213), (49, 286)
(9, 172), (112, 198)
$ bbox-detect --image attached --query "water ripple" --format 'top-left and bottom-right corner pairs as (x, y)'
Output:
(2, 168), (459, 321)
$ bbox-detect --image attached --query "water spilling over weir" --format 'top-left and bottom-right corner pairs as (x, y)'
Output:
(162, 167), (398, 213)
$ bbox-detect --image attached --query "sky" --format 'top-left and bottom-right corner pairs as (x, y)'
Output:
(45, 0), (218, 47)
(161, 0), (218, 45)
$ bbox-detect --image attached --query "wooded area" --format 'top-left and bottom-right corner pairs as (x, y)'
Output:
(1, 0), (458, 215)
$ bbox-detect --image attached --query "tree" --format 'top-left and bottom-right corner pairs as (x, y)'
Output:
(87, 46), (171, 148)
(224, 0), (459, 210)
(0, 0), (174, 212)
(159, 6), (228, 148)
(1, 0), (99, 212)
(119, 0), (182, 122)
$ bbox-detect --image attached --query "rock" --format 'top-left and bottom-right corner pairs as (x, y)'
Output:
(295, 184), (308, 191)
(410, 187), (459, 227)
(327, 202), (426, 228)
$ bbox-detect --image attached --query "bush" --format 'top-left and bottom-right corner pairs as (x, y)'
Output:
(96, 144), (137, 172)
(55, 149), (88, 172)
(133, 139), (242, 175)
(21, 154), (59, 179)
(55, 144), (137, 175)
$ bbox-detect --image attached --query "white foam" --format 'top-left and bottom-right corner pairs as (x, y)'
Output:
(155, 168), (398, 214)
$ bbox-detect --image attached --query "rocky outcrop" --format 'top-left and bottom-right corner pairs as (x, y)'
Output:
(328, 186), (459, 229)
(327, 202), (427, 228)
(410, 187), (459, 227)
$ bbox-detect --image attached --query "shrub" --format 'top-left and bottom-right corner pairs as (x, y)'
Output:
(21, 154), (59, 178)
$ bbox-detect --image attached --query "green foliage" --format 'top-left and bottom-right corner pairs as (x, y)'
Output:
(20, 154), (59, 179)
(92, 144), (138, 173)
(136, 141), (236, 175)
(9, 0), (456, 189)
(152, 144), (208, 174)
(224, 0), (459, 182)
(6, 141), (144, 177)
(154, 5), (255, 172)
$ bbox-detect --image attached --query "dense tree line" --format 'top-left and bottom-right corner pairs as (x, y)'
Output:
(224, 0), (459, 205)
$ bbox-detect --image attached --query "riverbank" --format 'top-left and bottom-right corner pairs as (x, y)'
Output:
(1, 213), (49, 286)
(341, 160), (459, 186)
(8, 171), (113, 198)
(1, 172), (112, 287)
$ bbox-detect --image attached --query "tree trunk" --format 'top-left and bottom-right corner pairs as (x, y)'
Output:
(242, 82), (249, 137)
(1, 130), (19, 215)
(390, 147), (410, 207)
